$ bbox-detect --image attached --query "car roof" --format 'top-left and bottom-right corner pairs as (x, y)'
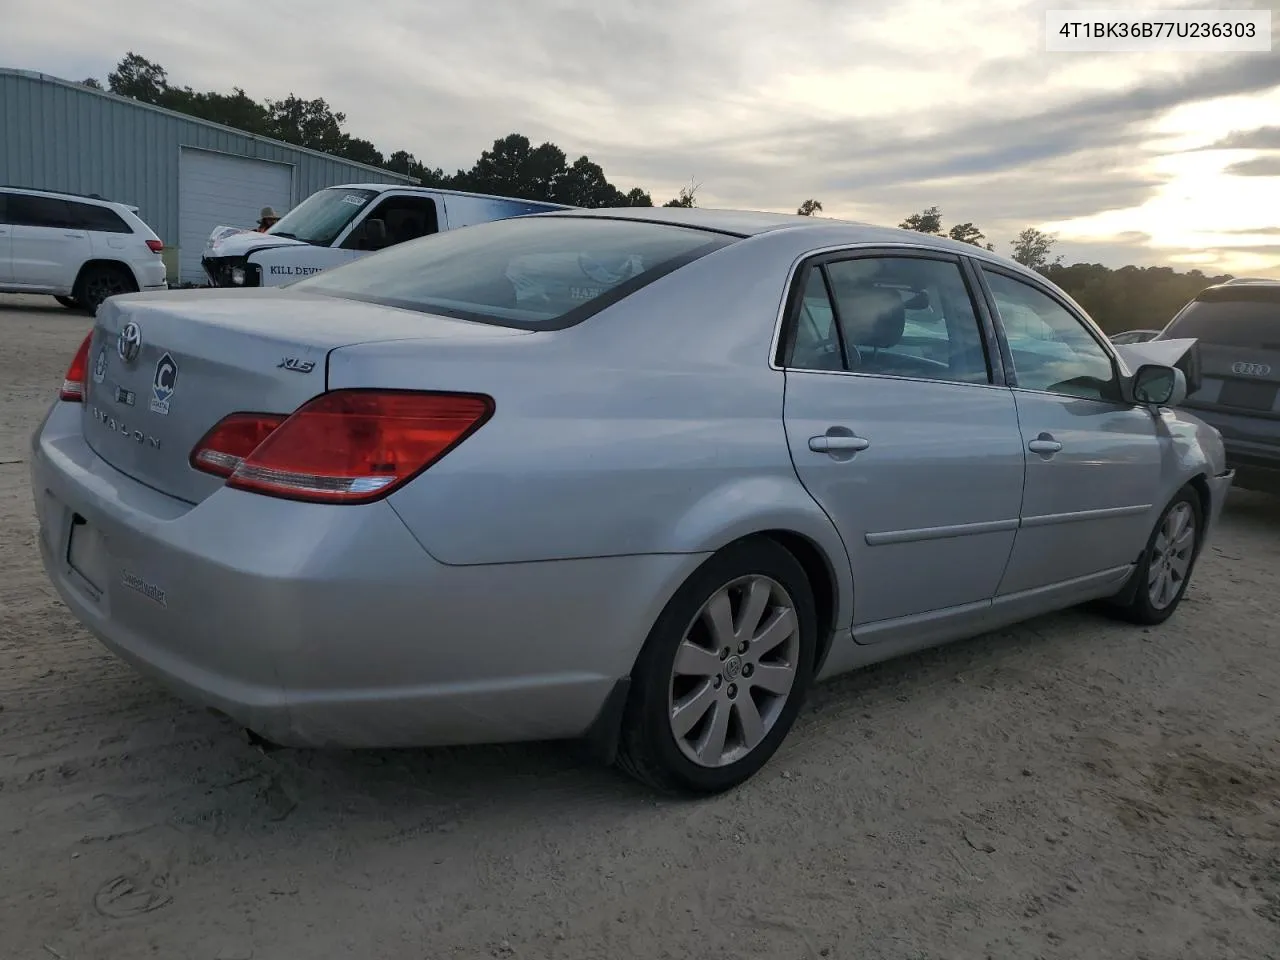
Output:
(325, 183), (573, 209)
(551, 205), (1041, 275)
(0, 184), (137, 212)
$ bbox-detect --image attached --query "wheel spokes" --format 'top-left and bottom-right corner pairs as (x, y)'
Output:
(695, 700), (731, 766)
(702, 588), (736, 651)
(750, 662), (794, 696)
(737, 578), (772, 643)
(669, 574), (801, 769)
(674, 639), (722, 678)
(671, 680), (717, 737)
(751, 607), (797, 659)
(735, 695), (766, 753)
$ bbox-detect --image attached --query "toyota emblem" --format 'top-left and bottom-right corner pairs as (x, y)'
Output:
(1231, 361), (1272, 377)
(117, 321), (142, 364)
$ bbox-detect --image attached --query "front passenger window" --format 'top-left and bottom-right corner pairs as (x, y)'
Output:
(982, 269), (1120, 402)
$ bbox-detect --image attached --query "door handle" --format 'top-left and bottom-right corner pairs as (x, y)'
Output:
(1027, 433), (1062, 455)
(810, 435), (870, 453)
(64, 232), (86, 238)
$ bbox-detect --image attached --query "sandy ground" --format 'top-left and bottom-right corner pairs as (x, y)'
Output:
(1, 291), (1278, 960)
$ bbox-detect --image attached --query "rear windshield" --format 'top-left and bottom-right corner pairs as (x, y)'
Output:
(290, 215), (736, 329)
(1162, 287), (1280, 348)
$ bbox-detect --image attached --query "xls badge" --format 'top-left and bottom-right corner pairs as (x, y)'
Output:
(150, 352), (178, 415)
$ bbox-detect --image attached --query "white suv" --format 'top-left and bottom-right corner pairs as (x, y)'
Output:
(0, 186), (168, 312)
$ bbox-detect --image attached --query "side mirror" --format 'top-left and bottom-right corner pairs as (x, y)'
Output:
(1132, 363), (1186, 407)
(361, 218), (389, 250)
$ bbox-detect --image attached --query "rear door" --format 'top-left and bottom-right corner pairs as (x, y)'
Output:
(1162, 286), (1280, 443)
(780, 249), (1025, 635)
(8, 194), (91, 292)
(976, 265), (1162, 595)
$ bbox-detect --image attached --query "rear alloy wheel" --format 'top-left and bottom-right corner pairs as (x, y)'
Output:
(1107, 487), (1203, 625)
(617, 539), (817, 794)
(77, 265), (136, 314)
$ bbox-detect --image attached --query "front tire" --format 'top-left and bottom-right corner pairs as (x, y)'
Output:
(1107, 487), (1203, 625)
(616, 538), (817, 794)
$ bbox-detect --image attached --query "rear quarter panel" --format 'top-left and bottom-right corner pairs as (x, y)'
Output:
(326, 231), (854, 626)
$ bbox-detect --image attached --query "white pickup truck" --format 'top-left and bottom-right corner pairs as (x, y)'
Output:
(200, 184), (571, 287)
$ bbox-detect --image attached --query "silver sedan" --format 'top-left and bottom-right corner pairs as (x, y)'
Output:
(30, 208), (1234, 793)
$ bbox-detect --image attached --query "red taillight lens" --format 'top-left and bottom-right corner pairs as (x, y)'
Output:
(189, 412), (288, 477)
(146, 239), (164, 254)
(60, 333), (94, 402)
(190, 390), (493, 504)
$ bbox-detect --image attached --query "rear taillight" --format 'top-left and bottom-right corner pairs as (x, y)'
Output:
(146, 239), (164, 254)
(190, 390), (493, 504)
(189, 412), (288, 477)
(60, 333), (94, 402)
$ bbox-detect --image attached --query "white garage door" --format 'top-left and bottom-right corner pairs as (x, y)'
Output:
(178, 148), (294, 284)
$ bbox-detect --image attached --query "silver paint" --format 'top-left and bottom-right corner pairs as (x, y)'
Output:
(30, 209), (1234, 752)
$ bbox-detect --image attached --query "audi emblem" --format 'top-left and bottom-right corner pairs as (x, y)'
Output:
(117, 321), (142, 364)
(1231, 361), (1272, 377)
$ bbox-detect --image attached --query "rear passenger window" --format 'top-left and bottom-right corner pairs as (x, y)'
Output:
(7, 195), (75, 229)
(69, 202), (131, 233)
(788, 254), (991, 385)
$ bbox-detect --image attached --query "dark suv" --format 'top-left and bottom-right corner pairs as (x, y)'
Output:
(1158, 281), (1280, 492)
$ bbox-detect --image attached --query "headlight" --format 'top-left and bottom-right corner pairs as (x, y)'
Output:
(230, 266), (246, 285)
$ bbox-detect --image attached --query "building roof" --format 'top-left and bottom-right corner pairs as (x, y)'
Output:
(0, 68), (417, 184)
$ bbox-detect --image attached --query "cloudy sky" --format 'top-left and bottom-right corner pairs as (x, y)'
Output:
(4, 0), (1279, 274)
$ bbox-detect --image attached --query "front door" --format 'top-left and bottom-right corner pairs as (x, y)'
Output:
(977, 265), (1163, 595)
(780, 250), (1026, 635)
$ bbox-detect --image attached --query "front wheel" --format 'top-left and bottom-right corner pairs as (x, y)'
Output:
(1107, 487), (1203, 625)
(616, 538), (817, 794)
(55, 295), (84, 311)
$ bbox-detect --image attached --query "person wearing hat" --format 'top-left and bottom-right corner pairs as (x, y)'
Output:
(255, 206), (281, 232)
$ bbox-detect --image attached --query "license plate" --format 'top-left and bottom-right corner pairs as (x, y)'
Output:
(67, 516), (109, 593)
(1219, 379), (1278, 411)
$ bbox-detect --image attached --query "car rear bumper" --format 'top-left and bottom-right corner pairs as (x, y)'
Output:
(133, 258), (168, 291)
(1223, 439), (1280, 491)
(1181, 407), (1280, 494)
(30, 401), (702, 748)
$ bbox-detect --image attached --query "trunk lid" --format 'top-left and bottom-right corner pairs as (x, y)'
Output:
(82, 288), (531, 504)
(1162, 289), (1280, 436)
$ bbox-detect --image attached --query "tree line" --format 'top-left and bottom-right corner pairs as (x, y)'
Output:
(88, 54), (669, 208)
(890, 205), (1231, 332)
(84, 54), (1235, 332)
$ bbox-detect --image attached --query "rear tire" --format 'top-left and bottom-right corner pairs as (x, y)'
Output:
(75, 264), (137, 314)
(55, 295), (84, 311)
(616, 538), (817, 794)
(1105, 486), (1203, 625)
